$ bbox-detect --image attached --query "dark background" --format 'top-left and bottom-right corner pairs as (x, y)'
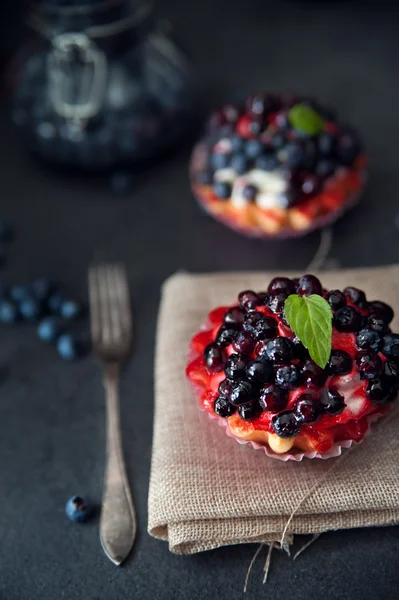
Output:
(0, 1), (399, 599)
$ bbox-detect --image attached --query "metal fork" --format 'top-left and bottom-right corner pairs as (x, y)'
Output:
(89, 264), (136, 566)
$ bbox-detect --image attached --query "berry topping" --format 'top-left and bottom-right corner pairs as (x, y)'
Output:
(255, 153), (279, 171)
(259, 384), (288, 411)
(218, 378), (233, 399)
(271, 410), (300, 438)
(204, 343), (226, 373)
(262, 337), (294, 364)
(243, 312), (278, 341)
(294, 394), (322, 424)
(291, 335), (310, 360)
(245, 140), (264, 159)
(334, 306), (363, 332)
(296, 274), (322, 296)
(356, 329), (382, 353)
(275, 364), (301, 390)
(384, 361), (399, 386)
(320, 388), (346, 415)
(355, 351), (382, 379)
(300, 359), (327, 389)
(246, 358), (274, 384)
(266, 292), (288, 315)
(224, 306), (245, 326)
(267, 277), (296, 296)
(214, 396), (236, 418)
(368, 301), (394, 324)
(368, 316), (389, 334)
(343, 286), (367, 308)
(213, 181), (231, 199)
(382, 334), (399, 359)
(224, 353), (247, 379)
(325, 290), (347, 311)
(216, 325), (238, 346)
(366, 378), (394, 404)
(238, 402), (261, 421)
(230, 152), (248, 174)
(229, 379), (257, 406)
(232, 331), (255, 355)
(326, 350), (352, 376)
(238, 290), (261, 312)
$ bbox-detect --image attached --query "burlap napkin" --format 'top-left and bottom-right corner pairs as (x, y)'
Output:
(148, 265), (399, 554)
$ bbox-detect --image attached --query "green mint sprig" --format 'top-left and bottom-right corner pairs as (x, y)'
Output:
(288, 103), (325, 136)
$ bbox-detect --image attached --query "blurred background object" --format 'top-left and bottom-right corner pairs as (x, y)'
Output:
(10, 0), (197, 171)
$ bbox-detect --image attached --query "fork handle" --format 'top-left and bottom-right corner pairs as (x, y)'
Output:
(100, 363), (136, 565)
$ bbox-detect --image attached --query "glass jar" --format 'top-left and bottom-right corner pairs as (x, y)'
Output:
(12, 0), (197, 170)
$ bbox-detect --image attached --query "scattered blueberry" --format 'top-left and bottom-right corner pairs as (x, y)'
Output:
(218, 378), (233, 399)
(238, 290), (260, 312)
(37, 317), (64, 343)
(0, 299), (18, 323)
(224, 306), (245, 326)
(343, 287), (367, 309)
(57, 333), (89, 361)
(204, 343), (226, 373)
(334, 306), (364, 332)
(325, 290), (346, 311)
(47, 292), (66, 314)
(32, 277), (55, 301)
(216, 325), (238, 346)
(268, 277), (296, 296)
(10, 285), (31, 302)
(368, 301), (394, 324)
(19, 297), (42, 322)
(368, 316), (389, 335)
(297, 274), (322, 296)
(275, 364), (301, 390)
(65, 496), (93, 523)
(356, 329), (382, 353)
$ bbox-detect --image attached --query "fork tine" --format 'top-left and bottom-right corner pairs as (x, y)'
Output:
(107, 265), (123, 344)
(114, 265), (132, 338)
(98, 265), (113, 347)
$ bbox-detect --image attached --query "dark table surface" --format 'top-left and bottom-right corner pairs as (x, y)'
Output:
(1, 1), (399, 599)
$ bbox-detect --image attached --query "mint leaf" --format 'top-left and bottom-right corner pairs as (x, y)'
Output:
(288, 103), (324, 136)
(284, 294), (332, 369)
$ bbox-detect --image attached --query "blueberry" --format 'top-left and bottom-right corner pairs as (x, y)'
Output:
(291, 335), (309, 360)
(19, 297), (42, 322)
(259, 383), (288, 411)
(224, 306), (245, 326)
(230, 135), (245, 152)
(216, 325), (238, 346)
(275, 364), (301, 390)
(334, 306), (364, 332)
(382, 334), (399, 359)
(218, 378), (233, 399)
(355, 351), (382, 379)
(300, 359), (327, 389)
(255, 153), (279, 171)
(317, 132), (336, 156)
(229, 379), (257, 406)
(368, 316), (389, 335)
(297, 274), (322, 296)
(224, 353), (247, 380)
(278, 142), (306, 168)
(320, 388), (346, 415)
(343, 287), (367, 309)
(214, 396), (236, 417)
(0, 299), (18, 323)
(267, 277), (296, 296)
(10, 285), (31, 302)
(294, 393), (321, 424)
(271, 133), (285, 149)
(232, 331), (255, 355)
(243, 312), (277, 341)
(109, 171), (134, 194)
(238, 401), (261, 421)
(238, 290), (260, 312)
(213, 181), (231, 199)
(325, 290), (346, 311)
(57, 332), (89, 361)
(32, 277), (55, 301)
(65, 496), (93, 523)
(263, 337), (294, 364)
(271, 410), (300, 438)
(326, 350), (352, 376)
(384, 361), (399, 384)
(204, 343), (226, 373)
(243, 184), (258, 201)
(230, 152), (248, 174)
(368, 301), (394, 324)
(0, 221), (14, 243)
(266, 292), (288, 315)
(315, 159), (336, 178)
(47, 292), (67, 314)
(366, 378), (394, 405)
(356, 329), (382, 353)
(195, 171), (213, 185)
(245, 358), (274, 384)
(211, 153), (230, 170)
(245, 140), (264, 159)
(37, 317), (64, 343)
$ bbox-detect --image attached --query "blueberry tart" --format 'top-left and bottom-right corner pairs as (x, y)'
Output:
(190, 94), (367, 238)
(186, 275), (397, 460)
